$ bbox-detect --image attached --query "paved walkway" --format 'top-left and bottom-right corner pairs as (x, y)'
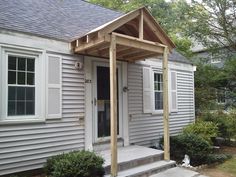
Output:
(150, 167), (208, 177)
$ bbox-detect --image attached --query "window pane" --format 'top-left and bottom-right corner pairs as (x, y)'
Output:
(17, 87), (25, 101)
(26, 87), (35, 101)
(154, 73), (157, 81)
(16, 101), (25, 115)
(8, 101), (16, 116)
(18, 58), (26, 71)
(8, 86), (16, 101)
(27, 73), (35, 85)
(18, 72), (26, 85)
(8, 71), (16, 84)
(155, 92), (163, 110)
(8, 56), (17, 70)
(154, 83), (158, 90)
(26, 101), (35, 115)
(27, 59), (35, 71)
(160, 93), (163, 109)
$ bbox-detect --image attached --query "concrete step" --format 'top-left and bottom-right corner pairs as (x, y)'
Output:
(104, 160), (176, 177)
(105, 153), (164, 174)
(97, 146), (164, 174)
(150, 167), (208, 177)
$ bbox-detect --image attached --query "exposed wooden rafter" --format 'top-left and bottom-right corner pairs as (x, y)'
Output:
(139, 9), (144, 39)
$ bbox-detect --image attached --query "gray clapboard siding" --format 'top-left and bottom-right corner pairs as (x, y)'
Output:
(128, 62), (195, 146)
(0, 55), (85, 176)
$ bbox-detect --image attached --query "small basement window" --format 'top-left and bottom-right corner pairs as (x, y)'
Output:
(7, 56), (35, 116)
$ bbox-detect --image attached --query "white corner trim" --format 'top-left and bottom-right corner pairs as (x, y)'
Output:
(84, 57), (93, 150)
(122, 62), (129, 146)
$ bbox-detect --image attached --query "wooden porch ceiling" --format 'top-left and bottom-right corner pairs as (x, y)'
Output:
(72, 7), (175, 62)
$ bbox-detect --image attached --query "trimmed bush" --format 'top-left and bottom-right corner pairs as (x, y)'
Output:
(206, 154), (232, 164)
(44, 150), (105, 177)
(183, 121), (219, 144)
(160, 133), (213, 166)
(201, 112), (236, 142)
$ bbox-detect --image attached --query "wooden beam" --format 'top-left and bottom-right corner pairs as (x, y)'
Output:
(101, 9), (140, 35)
(88, 43), (110, 55)
(139, 9), (144, 39)
(99, 45), (128, 58)
(110, 34), (118, 177)
(106, 32), (165, 54)
(117, 47), (137, 58)
(143, 11), (175, 50)
(74, 35), (109, 53)
(126, 53), (157, 61)
(163, 46), (170, 161)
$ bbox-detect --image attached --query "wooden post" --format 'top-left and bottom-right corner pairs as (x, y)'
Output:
(110, 34), (118, 177)
(139, 9), (143, 39)
(163, 46), (170, 161)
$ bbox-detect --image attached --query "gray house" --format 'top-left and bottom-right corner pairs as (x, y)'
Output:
(0, 0), (195, 176)
(192, 42), (236, 108)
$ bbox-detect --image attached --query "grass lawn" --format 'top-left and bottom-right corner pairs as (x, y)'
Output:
(199, 146), (236, 177)
(217, 157), (236, 176)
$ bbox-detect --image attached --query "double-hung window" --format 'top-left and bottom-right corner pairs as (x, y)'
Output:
(154, 73), (163, 110)
(8, 56), (35, 116)
(0, 47), (46, 123)
(143, 67), (178, 114)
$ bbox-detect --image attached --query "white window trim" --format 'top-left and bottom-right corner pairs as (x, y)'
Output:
(152, 70), (164, 114)
(149, 68), (178, 115)
(0, 46), (46, 123)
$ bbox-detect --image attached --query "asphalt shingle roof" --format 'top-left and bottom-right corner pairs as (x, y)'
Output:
(169, 50), (192, 64)
(0, 0), (122, 41)
(0, 0), (191, 64)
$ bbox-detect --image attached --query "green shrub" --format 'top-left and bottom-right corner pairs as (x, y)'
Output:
(160, 133), (213, 166)
(206, 154), (232, 164)
(201, 112), (236, 141)
(183, 121), (219, 144)
(44, 150), (105, 177)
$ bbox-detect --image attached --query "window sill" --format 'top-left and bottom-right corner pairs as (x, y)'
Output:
(0, 118), (45, 125)
(152, 110), (163, 115)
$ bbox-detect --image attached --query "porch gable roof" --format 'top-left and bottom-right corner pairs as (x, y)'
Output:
(72, 7), (175, 62)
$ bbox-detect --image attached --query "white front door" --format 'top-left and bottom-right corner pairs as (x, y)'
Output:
(93, 62), (123, 142)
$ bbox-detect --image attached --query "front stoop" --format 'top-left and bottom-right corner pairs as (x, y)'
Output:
(96, 145), (176, 177)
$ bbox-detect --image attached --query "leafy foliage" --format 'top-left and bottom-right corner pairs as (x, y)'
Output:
(183, 121), (219, 144)
(206, 153), (232, 164)
(200, 112), (236, 141)
(187, 0), (236, 51)
(194, 57), (236, 114)
(44, 150), (105, 177)
(160, 133), (212, 166)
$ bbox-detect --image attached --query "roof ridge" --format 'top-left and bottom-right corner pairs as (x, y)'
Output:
(81, 0), (124, 14)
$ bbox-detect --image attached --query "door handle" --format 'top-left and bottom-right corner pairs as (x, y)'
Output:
(94, 98), (97, 106)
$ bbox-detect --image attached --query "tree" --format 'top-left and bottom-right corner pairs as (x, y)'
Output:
(194, 55), (236, 114)
(187, 0), (236, 51)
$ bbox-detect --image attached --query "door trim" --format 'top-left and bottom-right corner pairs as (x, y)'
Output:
(92, 62), (123, 142)
(84, 56), (129, 150)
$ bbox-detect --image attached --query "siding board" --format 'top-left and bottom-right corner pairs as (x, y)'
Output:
(0, 55), (85, 176)
(128, 62), (195, 146)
